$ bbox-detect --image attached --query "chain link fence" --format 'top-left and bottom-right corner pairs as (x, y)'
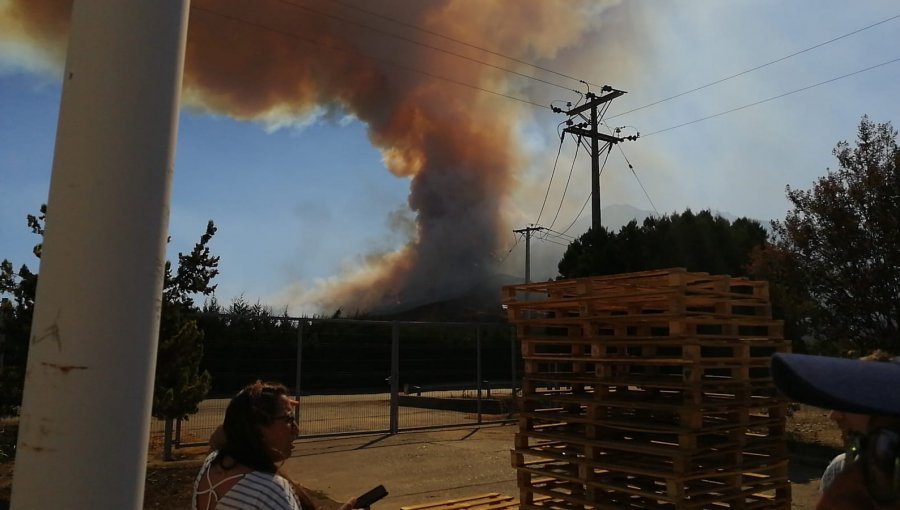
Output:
(151, 318), (521, 446)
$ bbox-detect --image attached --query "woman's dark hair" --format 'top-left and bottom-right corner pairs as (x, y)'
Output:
(214, 380), (317, 510)
(216, 380), (288, 473)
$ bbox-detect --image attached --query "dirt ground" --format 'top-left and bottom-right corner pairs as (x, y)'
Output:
(0, 405), (842, 509)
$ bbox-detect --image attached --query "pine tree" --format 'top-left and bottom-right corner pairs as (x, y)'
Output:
(152, 220), (219, 460)
(152, 320), (211, 460)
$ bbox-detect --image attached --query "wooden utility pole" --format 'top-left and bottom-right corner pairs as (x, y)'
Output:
(513, 225), (544, 283)
(556, 86), (637, 231)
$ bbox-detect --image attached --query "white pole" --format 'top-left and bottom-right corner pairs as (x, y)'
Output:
(10, 1), (190, 509)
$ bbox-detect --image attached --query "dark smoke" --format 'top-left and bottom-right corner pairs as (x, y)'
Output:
(1, 0), (633, 313)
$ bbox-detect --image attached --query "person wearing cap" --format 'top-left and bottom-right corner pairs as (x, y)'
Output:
(820, 351), (898, 494)
(772, 353), (900, 509)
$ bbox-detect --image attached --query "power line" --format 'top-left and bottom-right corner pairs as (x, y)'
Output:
(534, 135), (567, 226)
(608, 12), (900, 119)
(547, 138), (583, 231)
(274, 0), (579, 94)
(556, 145), (613, 237)
(322, 0), (600, 89)
(191, 4), (897, 143)
(617, 145), (659, 216)
(536, 237), (568, 248)
(643, 56), (900, 137)
(189, 4), (551, 110)
(541, 227), (575, 242)
(497, 232), (523, 264)
(559, 193), (591, 237)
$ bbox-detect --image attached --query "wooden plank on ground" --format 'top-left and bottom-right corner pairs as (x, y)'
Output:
(400, 493), (550, 510)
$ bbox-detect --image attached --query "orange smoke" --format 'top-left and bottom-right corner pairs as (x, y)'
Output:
(2, 0), (633, 313)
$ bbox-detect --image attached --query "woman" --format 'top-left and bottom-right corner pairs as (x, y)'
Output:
(193, 381), (356, 510)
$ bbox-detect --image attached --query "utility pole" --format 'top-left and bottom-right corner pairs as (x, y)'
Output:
(10, 1), (189, 509)
(554, 86), (637, 232)
(513, 225), (544, 283)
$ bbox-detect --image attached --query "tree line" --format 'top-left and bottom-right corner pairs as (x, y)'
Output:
(2, 115), (898, 425)
(556, 116), (899, 356)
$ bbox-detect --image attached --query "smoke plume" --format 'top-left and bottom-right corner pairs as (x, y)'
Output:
(1, 0), (637, 313)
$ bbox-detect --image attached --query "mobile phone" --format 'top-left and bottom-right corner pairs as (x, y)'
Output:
(354, 484), (388, 508)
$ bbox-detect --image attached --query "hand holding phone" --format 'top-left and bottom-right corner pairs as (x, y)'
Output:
(354, 484), (388, 508)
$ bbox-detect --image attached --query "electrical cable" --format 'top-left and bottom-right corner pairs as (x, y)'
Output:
(597, 143), (613, 177)
(189, 4), (552, 110)
(191, 4), (897, 165)
(643, 56), (900, 137)
(274, 0), (580, 94)
(541, 227), (575, 242)
(497, 232), (524, 264)
(546, 137), (582, 231)
(617, 145), (659, 216)
(534, 135), (567, 226)
(322, 0), (602, 89)
(559, 193), (592, 238)
(557, 145), (612, 236)
(537, 237), (569, 248)
(608, 12), (900, 119)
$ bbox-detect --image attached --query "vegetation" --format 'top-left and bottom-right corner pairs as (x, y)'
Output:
(1, 115), (893, 443)
(558, 209), (768, 279)
(0, 206), (42, 418)
(0, 209), (217, 460)
(751, 116), (900, 355)
(197, 302), (515, 395)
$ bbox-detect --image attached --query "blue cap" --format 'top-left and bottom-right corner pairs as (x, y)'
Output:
(771, 353), (900, 418)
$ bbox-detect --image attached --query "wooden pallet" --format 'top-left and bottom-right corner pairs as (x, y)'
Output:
(512, 316), (784, 339)
(505, 269), (789, 509)
(514, 465), (790, 509)
(516, 460), (789, 501)
(502, 268), (771, 303)
(519, 488), (791, 510)
(514, 433), (784, 472)
(518, 383), (782, 408)
(505, 289), (774, 322)
(519, 407), (783, 435)
(519, 359), (779, 387)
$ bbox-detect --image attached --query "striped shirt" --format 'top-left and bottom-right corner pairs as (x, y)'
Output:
(193, 451), (302, 510)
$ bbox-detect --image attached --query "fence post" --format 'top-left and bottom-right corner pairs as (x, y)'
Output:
(476, 326), (483, 424)
(0, 299), (6, 375)
(294, 320), (304, 425)
(389, 322), (399, 434)
(510, 326), (517, 396)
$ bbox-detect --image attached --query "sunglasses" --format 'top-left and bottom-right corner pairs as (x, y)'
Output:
(846, 428), (900, 504)
(273, 414), (298, 427)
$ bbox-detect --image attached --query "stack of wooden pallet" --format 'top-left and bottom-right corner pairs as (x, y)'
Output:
(503, 268), (791, 509)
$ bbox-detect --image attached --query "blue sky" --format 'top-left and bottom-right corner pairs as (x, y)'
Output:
(1, 0), (898, 314)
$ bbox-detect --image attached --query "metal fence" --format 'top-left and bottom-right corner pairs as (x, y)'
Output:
(151, 318), (521, 446)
